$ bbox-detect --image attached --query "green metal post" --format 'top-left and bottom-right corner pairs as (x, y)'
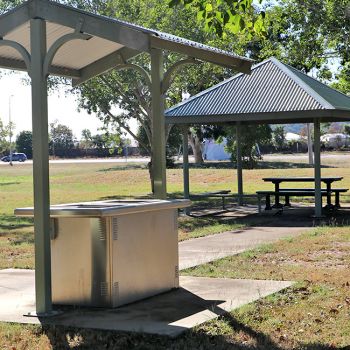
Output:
(151, 48), (167, 199)
(307, 123), (314, 165)
(182, 126), (190, 214)
(314, 118), (322, 218)
(236, 123), (243, 205)
(30, 19), (52, 315)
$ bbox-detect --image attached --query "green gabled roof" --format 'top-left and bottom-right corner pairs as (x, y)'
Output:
(165, 57), (350, 125)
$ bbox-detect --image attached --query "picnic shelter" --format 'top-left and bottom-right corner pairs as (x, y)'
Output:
(165, 57), (350, 217)
(0, 0), (253, 315)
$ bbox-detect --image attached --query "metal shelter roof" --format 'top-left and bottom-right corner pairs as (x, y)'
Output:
(165, 57), (350, 125)
(0, 0), (253, 84)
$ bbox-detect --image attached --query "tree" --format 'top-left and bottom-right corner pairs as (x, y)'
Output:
(16, 130), (32, 158)
(273, 126), (286, 151)
(49, 121), (75, 157)
(331, 62), (350, 95)
(168, 0), (267, 38)
(225, 124), (272, 168)
(73, 0), (242, 186)
(90, 129), (122, 157)
(0, 118), (11, 155)
(79, 128), (93, 156)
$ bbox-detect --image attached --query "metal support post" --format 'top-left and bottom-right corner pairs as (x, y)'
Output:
(30, 19), (52, 315)
(307, 123), (314, 165)
(151, 48), (166, 199)
(313, 119), (322, 218)
(8, 95), (14, 166)
(182, 126), (190, 214)
(236, 123), (243, 205)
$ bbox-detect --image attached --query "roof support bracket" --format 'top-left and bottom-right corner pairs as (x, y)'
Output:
(114, 63), (152, 88)
(0, 38), (31, 74)
(43, 31), (92, 78)
(162, 57), (201, 94)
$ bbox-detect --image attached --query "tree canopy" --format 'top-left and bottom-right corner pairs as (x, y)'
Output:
(16, 130), (32, 158)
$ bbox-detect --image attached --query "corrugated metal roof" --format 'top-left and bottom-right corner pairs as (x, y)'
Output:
(107, 17), (249, 62)
(165, 57), (350, 123)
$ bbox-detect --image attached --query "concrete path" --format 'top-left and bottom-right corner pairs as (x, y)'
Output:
(179, 225), (309, 270)
(0, 269), (292, 337)
(0, 224), (309, 335)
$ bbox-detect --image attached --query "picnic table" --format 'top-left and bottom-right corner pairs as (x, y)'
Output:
(261, 176), (345, 210)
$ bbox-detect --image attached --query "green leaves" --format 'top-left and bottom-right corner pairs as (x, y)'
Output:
(168, 0), (267, 38)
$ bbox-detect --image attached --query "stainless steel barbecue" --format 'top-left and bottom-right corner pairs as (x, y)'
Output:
(15, 199), (190, 307)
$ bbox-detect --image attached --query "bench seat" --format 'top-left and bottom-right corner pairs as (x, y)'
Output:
(190, 190), (232, 209)
(256, 188), (348, 213)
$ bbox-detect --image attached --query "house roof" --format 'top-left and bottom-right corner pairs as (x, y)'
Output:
(165, 57), (350, 125)
(0, 0), (253, 85)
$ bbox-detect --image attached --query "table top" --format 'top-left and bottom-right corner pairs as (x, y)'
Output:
(262, 176), (343, 183)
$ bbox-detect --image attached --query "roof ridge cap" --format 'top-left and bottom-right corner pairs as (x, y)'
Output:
(286, 62), (350, 100)
(272, 59), (334, 109)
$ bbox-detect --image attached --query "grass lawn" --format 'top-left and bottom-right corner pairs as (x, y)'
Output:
(182, 227), (350, 348)
(0, 154), (350, 348)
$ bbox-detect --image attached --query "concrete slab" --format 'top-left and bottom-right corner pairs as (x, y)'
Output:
(0, 269), (292, 337)
(179, 225), (308, 270)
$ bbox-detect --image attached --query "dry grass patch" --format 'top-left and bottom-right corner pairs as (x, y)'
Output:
(183, 227), (350, 348)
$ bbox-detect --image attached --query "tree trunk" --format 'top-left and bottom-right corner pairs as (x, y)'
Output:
(148, 158), (155, 194)
(188, 132), (203, 164)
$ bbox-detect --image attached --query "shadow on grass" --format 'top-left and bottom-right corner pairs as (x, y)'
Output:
(93, 160), (335, 172)
(5, 230), (34, 244)
(0, 215), (33, 231)
(174, 161), (334, 170)
(256, 161), (334, 169)
(98, 164), (148, 172)
(99, 191), (350, 230)
(0, 182), (21, 186)
(40, 310), (349, 349)
(184, 193), (350, 229)
(99, 194), (154, 201)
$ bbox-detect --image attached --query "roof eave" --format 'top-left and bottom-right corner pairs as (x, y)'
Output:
(150, 36), (252, 73)
(29, 0), (150, 52)
(165, 109), (350, 125)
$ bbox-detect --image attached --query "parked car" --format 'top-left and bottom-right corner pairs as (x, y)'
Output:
(1, 153), (27, 162)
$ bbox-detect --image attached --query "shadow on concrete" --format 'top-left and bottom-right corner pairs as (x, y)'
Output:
(35, 288), (226, 339)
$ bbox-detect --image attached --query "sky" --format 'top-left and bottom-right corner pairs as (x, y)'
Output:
(0, 70), (104, 140)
